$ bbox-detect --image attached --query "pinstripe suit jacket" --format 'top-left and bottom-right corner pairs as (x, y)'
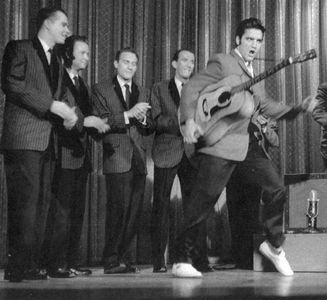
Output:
(1, 37), (65, 151)
(150, 78), (184, 168)
(312, 82), (327, 162)
(92, 77), (152, 174)
(58, 70), (92, 170)
(180, 50), (292, 161)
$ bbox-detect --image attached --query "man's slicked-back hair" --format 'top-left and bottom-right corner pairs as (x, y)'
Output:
(115, 47), (139, 62)
(61, 35), (88, 68)
(172, 49), (195, 62)
(235, 17), (265, 40)
(36, 7), (67, 31)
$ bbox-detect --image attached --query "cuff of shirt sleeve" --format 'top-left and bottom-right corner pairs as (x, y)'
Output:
(124, 112), (130, 124)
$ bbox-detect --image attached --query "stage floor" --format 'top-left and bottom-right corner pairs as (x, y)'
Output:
(1, 266), (327, 300)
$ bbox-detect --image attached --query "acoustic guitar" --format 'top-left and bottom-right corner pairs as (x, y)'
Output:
(180, 49), (316, 147)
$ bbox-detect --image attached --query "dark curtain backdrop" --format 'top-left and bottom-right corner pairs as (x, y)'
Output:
(0, 0), (325, 266)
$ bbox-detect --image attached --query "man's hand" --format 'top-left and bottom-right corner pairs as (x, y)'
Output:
(50, 101), (78, 130)
(181, 119), (203, 144)
(301, 95), (316, 113)
(84, 116), (110, 133)
(126, 102), (151, 120)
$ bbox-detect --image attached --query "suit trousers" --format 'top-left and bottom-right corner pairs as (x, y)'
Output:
(103, 165), (146, 267)
(226, 174), (262, 269)
(47, 166), (89, 270)
(151, 153), (208, 268)
(174, 153), (286, 263)
(4, 147), (54, 272)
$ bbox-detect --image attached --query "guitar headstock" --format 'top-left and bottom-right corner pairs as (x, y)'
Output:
(290, 49), (317, 64)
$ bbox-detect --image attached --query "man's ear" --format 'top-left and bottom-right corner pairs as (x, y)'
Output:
(113, 60), (118, 69)
(235, 36), (240, 46)
(171, 60), (177, 70)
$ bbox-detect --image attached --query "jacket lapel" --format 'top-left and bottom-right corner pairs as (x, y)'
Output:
(130, 81), (140, 108)
(113, 76), (128, 110)
(33, 36), (51, 84)
(231, 50), (253, 79)
(168, 78), (180, 106)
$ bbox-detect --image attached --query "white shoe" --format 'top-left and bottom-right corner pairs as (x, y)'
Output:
(172, 263), (202, 278)
(259, 240), (294, 276)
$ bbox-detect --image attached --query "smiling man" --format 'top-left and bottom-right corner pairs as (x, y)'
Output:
(92, 47), (153, 274)
(1, 7), (75, 282)
(174, 17), (312, 278)
(149, 49), (213, 274)
(45, 35), (109, 279)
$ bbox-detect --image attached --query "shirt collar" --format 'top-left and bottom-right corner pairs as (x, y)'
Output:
(117, 75), (132, 91)
(38, 36), (52, 54)
(66, 68), (79, 82)
(234, 48), (254, 76)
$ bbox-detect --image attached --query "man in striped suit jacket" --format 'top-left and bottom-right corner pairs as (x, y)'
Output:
(150, 49), (211, 273)
(1, 7), (76, 282)
(46, 36), (109, 278)
(92, 47), (153, 274)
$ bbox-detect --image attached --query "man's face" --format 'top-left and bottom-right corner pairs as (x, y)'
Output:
(114, 51), (138, 81)
(236, 28), (263, 62)
(172, 50), (195, 80)
(47, 11), (70, 44)
(71, 41), (89, 72)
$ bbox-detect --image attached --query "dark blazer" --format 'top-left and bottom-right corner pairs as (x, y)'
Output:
(312, 82), (327, 162)
(1, 37), (65, 151)
(151, 78), (184, 168)
(179, 50), (292, 161)
(92, 77), (152, 174)
(58, 70), (93, 169)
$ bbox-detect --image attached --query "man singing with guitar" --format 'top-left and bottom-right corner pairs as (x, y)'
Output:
(172, 17), (314, 278)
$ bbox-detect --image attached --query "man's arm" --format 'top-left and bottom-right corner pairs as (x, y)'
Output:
(2, 40), (77, 128)
(312, 82), (327, 127)
(1, 40), (53, 116)
(92, 84), (127, 133)
(150, 83), (179, 135)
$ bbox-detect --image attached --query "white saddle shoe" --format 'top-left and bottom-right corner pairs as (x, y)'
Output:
(172, 263), (202, 278)
(259, 240), (294, 276)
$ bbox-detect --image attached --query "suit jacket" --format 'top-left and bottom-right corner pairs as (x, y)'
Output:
(1, 37), (65, 151)
(151, 78), (184, 168)
(58, 70), (93, 170)
(312, 82), (327, 162)
(92, 77), (152, 174)
(179, 50), (292, 161)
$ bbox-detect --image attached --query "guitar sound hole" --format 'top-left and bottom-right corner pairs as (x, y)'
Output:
(218, 91), (231, 106)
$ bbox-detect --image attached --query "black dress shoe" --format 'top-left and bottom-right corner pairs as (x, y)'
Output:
(194, 264), (215, 273)
(48, 268), (73, 278)
(125, 265), (140, 273)
(24, 269), (48, 280)
(153, 266), (167, 273)
(4, 269), (24, 282)
(70, 268), (92, 276)
(104, 263), (128, 274)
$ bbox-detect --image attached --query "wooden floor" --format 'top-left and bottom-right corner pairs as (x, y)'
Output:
(1, 266), (327, 300)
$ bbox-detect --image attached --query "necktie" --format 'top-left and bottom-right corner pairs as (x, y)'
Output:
(73, 75), (80, 93)
(48, 48), (57, 93)
(124, 83), (130, 108)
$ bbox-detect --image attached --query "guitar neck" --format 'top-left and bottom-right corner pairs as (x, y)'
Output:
(231, 58), (291, 94)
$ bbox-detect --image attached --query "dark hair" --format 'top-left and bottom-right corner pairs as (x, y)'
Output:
(235, 17), (265, 40)
(61, 35), (88, 68)
(172, 49), (195, 62)
(36, 7), (67, 31)
(115, 47), (139, 62)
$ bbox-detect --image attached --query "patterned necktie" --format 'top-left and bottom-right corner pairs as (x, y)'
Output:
(124, 83), (130, 108)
